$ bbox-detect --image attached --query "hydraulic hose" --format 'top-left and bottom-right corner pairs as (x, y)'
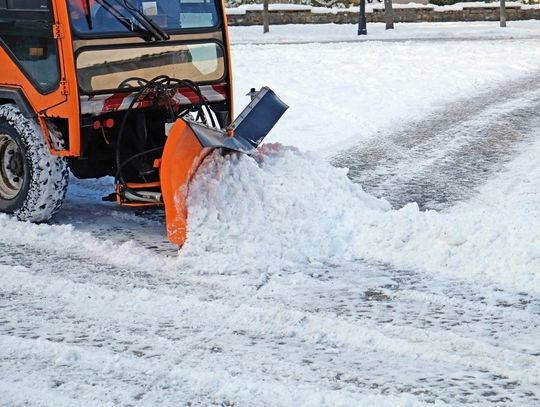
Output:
(114, 75), (217, 201)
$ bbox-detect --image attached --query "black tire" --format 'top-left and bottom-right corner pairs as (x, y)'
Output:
(0, 104), (69, 222)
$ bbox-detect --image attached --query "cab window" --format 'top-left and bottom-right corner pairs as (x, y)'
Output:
(68, 0), (219, 36)
(0, 0), (61, 93)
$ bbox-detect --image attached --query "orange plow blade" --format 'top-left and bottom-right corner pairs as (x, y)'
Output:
(160, 87), (289, 246)
(160, 120), (211, 246)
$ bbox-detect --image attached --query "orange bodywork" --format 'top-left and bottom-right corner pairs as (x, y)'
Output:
(0, 0), (232, 158)
(0, 0), (234, 246)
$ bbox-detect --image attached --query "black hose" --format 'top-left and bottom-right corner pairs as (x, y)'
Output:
(115, 146), (164, 183)
(114, 75), (217, 201)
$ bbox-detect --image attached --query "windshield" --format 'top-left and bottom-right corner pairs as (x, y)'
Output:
(76, 42), (225, 93)
(68, 0), (219, 35)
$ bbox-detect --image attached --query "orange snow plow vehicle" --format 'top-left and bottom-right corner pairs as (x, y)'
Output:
(0, 0), (287, 244)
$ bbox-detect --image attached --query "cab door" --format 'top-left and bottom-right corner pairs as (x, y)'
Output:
(0, 0), (62, 95)
(0, 0), (82, 156)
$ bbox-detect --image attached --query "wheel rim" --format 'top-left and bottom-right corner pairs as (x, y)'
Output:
(0, 133), (24, 200)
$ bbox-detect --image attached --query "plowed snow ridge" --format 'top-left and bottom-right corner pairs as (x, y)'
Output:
(183, 142), (540, 293)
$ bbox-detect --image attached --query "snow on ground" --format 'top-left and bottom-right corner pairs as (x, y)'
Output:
(227, 2), (540, 15)
(231, 27), (540, 154)
(2, 25), (540, 406)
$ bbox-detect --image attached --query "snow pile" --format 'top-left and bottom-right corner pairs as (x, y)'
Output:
(181, 143), (540, 292)
(180, 144), (390, 272)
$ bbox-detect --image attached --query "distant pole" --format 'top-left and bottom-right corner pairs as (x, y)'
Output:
(500, 0), (507, 28)
(358, 0), (367, 35)
(384, 0), (394, 30)
(263, 0), (270, 33)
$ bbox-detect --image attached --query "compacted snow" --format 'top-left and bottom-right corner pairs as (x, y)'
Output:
(1, 24), (540, 406)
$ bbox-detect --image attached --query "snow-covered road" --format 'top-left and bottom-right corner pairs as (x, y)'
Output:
(2, 28), (540, 406)
(332, 71), (540, 210)
(2, 242), (539, 405)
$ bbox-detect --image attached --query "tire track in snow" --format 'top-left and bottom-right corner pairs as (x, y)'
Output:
(331, 72), (540, 210)
(51, 177), (179, 256)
